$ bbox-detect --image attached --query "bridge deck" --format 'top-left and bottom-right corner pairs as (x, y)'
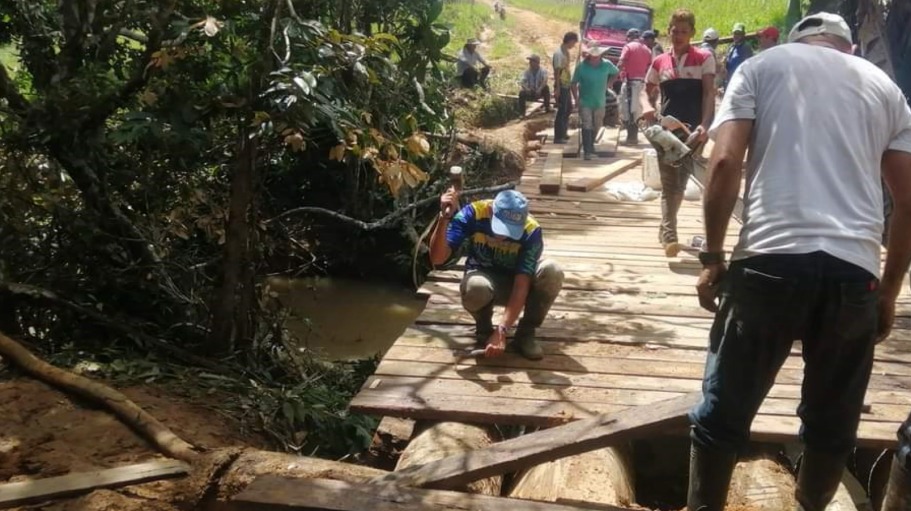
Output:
(350, 134), (911, 449)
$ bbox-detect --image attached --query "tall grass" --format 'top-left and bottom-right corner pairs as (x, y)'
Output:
(506, 0), (788, 39)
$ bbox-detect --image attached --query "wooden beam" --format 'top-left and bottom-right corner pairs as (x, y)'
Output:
(232, 476), (638, 511)
(539, 152), (564, 195)
(0, 460), (189, 509)
(562, 131), (581, 158)
(565, 158), (641, 192)
(370, 392), (700, 491)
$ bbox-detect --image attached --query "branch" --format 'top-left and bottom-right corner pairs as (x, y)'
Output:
(266, 182), (517, 229)
(117, 28), (149, 44)
(0, 329), (202, 462)
(0, 281), (229, 375)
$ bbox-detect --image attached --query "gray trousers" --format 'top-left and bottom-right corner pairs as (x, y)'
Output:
(658, 143), (704, 244)
(459, 259), (564, 331)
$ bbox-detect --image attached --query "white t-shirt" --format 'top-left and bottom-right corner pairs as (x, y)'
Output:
(710, 43), (911, 277)
(456, 48), (487, 77)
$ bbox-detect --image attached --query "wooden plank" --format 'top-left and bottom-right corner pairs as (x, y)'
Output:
(539, 152), (564, 195)
(0, 459), (189, 508)
(565, 158), (641, 192)
(561, 131), (581, 158)
(232, 476), (636, 511)
(370, 393), (699, 490)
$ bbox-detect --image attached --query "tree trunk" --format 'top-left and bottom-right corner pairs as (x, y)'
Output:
(209, 133), (257, 351)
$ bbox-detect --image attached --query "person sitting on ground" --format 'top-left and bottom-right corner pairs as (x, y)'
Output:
(639, 8), (716, 257)
(758, 26), (780, 50)
(456, 39), (491, 89)
(618, 29), (653, 145)
(518, 54), (550, 115)
(724, 23), (753, 87)
(429, 189), (564, 361)
(643, 30), (664, 58)
(572, 46), (620, 160)
(552, 31), (580, 144)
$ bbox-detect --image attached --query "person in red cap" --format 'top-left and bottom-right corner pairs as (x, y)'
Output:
(758, 26), (779, 50)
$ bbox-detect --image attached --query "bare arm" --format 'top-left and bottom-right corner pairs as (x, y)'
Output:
(499, 274), (532, 329)
(880, 150), (911, 299)
(428, 217), (451, 266)
(704, 120), (752, 252)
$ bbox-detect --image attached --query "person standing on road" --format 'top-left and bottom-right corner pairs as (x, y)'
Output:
(643, 30), (664, 58)
(518, 54), (550, 115)
(638, 9), (716, 257)
(572, 46), (619, 160)
(689, 12), (911, 511)
(456, 39), (491, 89)
(700, 28), (720, 53)
(723, 23), (753, 88)
(552, 31), (579, 144)
(757, 26), (780, 50)
(882, 412), (911, 510)
(429, 189), (564, 361)
(618, 28), (653, 145)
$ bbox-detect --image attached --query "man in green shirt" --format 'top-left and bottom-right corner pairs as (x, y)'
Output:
(572, 46), (620, 160)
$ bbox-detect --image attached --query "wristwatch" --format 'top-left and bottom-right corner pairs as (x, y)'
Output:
(698, 251), (726, 266)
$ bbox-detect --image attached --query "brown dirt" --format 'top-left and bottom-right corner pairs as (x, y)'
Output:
(0, 378), (265, 511)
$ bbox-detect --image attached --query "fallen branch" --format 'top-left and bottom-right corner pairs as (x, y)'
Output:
(0, 330), (202, 462)
(267, 182), (517, 228)
(0, 281), (229, 375)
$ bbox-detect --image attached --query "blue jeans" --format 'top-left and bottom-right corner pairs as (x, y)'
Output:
(690, 252), (879, 456)
(554, 86), (571, 140)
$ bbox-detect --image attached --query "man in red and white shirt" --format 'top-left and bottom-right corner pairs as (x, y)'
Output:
(618, 28), (653, 145)
(639, 8), (716, 257)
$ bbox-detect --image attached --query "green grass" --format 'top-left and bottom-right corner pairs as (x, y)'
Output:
(507, 0), (788, 41)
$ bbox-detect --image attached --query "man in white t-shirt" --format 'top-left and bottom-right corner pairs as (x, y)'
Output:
(688, 13), (911, 511)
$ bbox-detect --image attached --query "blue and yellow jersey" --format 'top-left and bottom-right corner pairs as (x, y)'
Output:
(446, 200), (543, 275)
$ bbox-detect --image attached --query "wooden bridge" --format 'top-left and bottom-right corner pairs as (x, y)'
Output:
(350, 129), (911, 450)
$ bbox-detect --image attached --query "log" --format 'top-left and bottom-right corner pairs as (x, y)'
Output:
(231, 476), (638, 511)
(509, 444), (635, 508)
(372, 392), (699, 491)
(0, 330), (201, 462)
(395, 422), (502, 496)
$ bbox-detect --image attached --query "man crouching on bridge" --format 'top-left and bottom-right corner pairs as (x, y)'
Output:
(429, 189), (564, 360)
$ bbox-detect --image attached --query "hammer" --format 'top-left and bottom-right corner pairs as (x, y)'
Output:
(444, 166), (464, 217)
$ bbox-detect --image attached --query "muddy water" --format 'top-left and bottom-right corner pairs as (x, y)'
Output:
(265, 277), (428, 361)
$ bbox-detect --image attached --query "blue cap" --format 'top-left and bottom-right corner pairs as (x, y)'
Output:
(642, 30), (656, 39)
(491, 190), (528, 240)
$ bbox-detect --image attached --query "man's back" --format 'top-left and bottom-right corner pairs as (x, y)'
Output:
(717, 43), (911, 276)
(620, 41), (652, 80)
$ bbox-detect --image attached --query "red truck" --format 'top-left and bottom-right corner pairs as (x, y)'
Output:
(579, 0), (654, 126)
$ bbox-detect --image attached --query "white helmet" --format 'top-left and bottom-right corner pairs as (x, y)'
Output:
(703, 28), (720, 41)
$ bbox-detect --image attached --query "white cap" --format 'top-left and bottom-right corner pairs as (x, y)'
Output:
(788, 12), (852, 45)
(702, 28), (719, 41)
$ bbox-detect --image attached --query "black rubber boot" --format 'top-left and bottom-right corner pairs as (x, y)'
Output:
(471, 303), (493, 346)
(882, 455), (911, 511)
(686, 443), (737, 511)
(625, 122), (638, 145)
(795, 449), (848, 511)
(582, 129), (593, 160)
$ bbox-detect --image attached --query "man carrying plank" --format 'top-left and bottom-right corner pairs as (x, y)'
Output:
(429, 189), (564, 360)
(690, 13), (911, 511)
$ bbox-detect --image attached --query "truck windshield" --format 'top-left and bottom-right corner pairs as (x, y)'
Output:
(590, 10), (650, 32)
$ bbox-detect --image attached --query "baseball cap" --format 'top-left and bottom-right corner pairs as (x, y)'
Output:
(703, 28), (719, 41)
(732, 22), (746, 34)
(526, 54), (541, 62)
(787, 12), (852, 45)
(491, 190), (529, 240)
(466, 38), (480, 46)
(642, 30), (656, 39)
(758, 26), (780, 39)
(627, 28), (641, 38)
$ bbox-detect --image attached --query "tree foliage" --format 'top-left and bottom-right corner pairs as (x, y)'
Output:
(0, 0), (462, 455)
